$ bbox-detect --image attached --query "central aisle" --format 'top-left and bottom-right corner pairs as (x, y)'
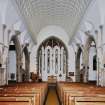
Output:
(45, 85), (60, 105)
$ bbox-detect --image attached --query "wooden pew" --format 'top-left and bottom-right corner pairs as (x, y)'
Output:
(57, 82), (105, 105)
(0, 90), (40, 105)
(74, 96), (105, 105)
(63, 87), (105, 105)
(0, 96), (33, 105)
(65, 91), (105, 105)
(0, 82), (48, 105)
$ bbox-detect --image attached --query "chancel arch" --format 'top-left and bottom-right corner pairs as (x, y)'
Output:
(83, 36), (97, 83)
(37, 37), (68, 81)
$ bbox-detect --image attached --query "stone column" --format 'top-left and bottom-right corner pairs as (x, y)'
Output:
(6, 29), (11, 85)
(15, 30), (22, 83)
(99, 25), (104, 86)
(26, 51), (30, 82)
(38, 50), (41, 75)
(95, 25), (105, 86)
(61, 47), (64, 75)
(83, 47), (89, 83)
(2, 24), (7, 85)
(95, 30), (99, 86)
(24, 45), (30, 82)
(83, 32), (90, 83)
(41, 47), (44, 70)
(2, 24), (6, 61)
(50, 48), (52, 74)
(58, 47), (60, 74)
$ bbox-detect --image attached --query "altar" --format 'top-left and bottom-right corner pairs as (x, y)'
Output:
(48, 75), (57, 83)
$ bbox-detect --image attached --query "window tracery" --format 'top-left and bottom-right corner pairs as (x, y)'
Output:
(38, 37), (68, 80)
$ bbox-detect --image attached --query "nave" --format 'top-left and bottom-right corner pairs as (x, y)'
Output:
(1, 0), (105, 105)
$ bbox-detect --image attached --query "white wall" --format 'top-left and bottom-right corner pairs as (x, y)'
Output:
(8, 51), (16, 80)
(68, 45), (76, 81)
(22, 53), (25, 70)
(88, 47), (97, 81)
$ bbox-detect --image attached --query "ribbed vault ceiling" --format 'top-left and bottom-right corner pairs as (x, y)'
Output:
(12, 0), (92, 44)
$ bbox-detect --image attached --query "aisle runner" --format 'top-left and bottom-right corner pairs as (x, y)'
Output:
(45, 86), (59, 105)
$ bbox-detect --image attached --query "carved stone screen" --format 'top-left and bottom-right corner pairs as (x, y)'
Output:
(37, 37), (68, 81)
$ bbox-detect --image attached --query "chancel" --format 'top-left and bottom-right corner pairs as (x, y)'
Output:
(37, 37), (68, 82)
(1, 0), (105, 105)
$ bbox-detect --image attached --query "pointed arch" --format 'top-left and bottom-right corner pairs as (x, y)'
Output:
(37, 36), (68, 81)
(83, 35), (97, 83)
(9, 35), (22, 82)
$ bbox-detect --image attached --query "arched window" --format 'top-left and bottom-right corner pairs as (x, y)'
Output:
(37, 37), (68, 81)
